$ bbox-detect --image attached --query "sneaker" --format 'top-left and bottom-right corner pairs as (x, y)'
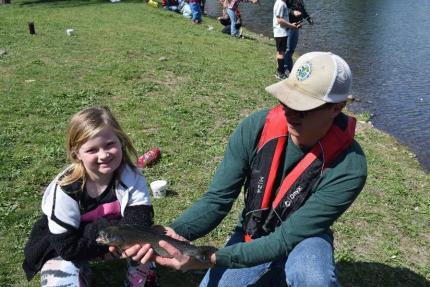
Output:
(275, 71), (288, 80)
(145, 262), (160, 287)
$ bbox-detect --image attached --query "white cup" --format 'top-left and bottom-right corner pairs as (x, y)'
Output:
(150, 180), (167, 198)
(66, 29), (75, 36)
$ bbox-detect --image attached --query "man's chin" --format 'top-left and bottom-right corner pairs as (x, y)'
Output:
(288, 127), (301, 137)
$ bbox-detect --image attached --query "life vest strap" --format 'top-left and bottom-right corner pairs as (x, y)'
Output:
(272, 146), (321, 208)
(262, 136), (287, 208)
(257, 105), (288, 151)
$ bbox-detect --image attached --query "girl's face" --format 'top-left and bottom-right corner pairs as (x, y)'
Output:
(76, 126), (123, 182)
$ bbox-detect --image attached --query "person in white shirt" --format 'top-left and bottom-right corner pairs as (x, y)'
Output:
(273, 0), (301, 79)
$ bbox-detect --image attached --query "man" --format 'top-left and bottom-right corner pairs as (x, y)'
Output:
(285, 0), (313, 74)
(272, 0), (300, 80)
(119, 52), (367, 286)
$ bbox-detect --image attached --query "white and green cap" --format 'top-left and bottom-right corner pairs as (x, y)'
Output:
(265, 52), (352, 111)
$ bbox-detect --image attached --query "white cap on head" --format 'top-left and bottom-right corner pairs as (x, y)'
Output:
(265, 52), (352, 111)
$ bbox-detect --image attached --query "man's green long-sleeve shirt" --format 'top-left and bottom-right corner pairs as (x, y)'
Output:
(170, 108), (367, 268)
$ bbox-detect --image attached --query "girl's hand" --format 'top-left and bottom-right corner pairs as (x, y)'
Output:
(109, 243), (155, 264)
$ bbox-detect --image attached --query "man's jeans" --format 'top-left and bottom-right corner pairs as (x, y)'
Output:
(285, 28), (299, 72)
(199, 230), (340, 287)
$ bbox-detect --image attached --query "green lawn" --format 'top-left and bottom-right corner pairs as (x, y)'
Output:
(0, 0), (429, 286)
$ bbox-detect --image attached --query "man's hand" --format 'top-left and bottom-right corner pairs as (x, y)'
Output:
(154, 240), (216, 271)
(162, 226), (188, 241)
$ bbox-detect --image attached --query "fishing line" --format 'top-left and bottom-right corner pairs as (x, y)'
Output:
(296, 0), (341, 25)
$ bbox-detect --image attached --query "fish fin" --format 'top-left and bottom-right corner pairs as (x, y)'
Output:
(127, 224), (161, 234)
(149, 225), (167, 235)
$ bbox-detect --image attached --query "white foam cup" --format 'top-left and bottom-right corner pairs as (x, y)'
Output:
(150, 180), (167, 198)
(66, 29), (75, 36)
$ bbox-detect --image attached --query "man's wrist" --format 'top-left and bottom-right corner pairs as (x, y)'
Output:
(209, 253), (216, 268)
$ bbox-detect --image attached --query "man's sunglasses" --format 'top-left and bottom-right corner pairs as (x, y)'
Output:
(281, 103), (334, 119)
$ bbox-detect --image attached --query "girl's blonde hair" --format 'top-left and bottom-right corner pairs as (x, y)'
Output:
(59, 106), (138, 187)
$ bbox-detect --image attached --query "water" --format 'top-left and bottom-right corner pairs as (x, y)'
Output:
(206, 0), (430, 172)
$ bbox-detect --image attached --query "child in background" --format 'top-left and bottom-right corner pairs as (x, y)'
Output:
(23, 106), (155, 287)
(162, 0), (180, 12)
(189, 0), (202, 24)
(179, 0), (192, 18)
(218, 0), (242, 35)
(224, 0), (258, 37)
(272, 0), (299, 79)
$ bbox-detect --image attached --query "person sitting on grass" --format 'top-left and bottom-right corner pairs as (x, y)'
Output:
(22, 106), (155, 287)
(113, 52), (367, 286)
(162, 0), (180, 12)
(218, 0), (242, 36)
(178, 0), (192, 18)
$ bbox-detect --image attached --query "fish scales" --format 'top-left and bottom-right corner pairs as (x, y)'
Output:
(96, 224), (217, 263)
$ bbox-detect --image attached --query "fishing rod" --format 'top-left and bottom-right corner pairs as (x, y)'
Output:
(296, 0), (341, 26)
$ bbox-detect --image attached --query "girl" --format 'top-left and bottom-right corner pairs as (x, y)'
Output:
(23, 106), (155, 287)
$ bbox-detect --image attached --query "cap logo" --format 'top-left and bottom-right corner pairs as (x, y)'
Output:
(296, 62), (312, 81)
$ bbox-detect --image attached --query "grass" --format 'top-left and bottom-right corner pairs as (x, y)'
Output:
(0, 0), (429, 286)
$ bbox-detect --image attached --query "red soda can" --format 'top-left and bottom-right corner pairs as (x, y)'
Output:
(137, 147), (161, 168)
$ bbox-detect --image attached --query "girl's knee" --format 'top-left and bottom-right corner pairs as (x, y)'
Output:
(41, 257), (88, 287)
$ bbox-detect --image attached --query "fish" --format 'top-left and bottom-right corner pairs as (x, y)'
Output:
(96, 224), (218, 263)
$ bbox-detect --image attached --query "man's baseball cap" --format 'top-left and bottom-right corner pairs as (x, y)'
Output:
(265, 52), (352, 111)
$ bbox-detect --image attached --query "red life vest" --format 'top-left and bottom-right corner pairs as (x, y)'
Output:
(243, 104), (356, 241)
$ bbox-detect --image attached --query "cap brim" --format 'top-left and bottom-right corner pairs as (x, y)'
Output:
(265, 79), (326, 111)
